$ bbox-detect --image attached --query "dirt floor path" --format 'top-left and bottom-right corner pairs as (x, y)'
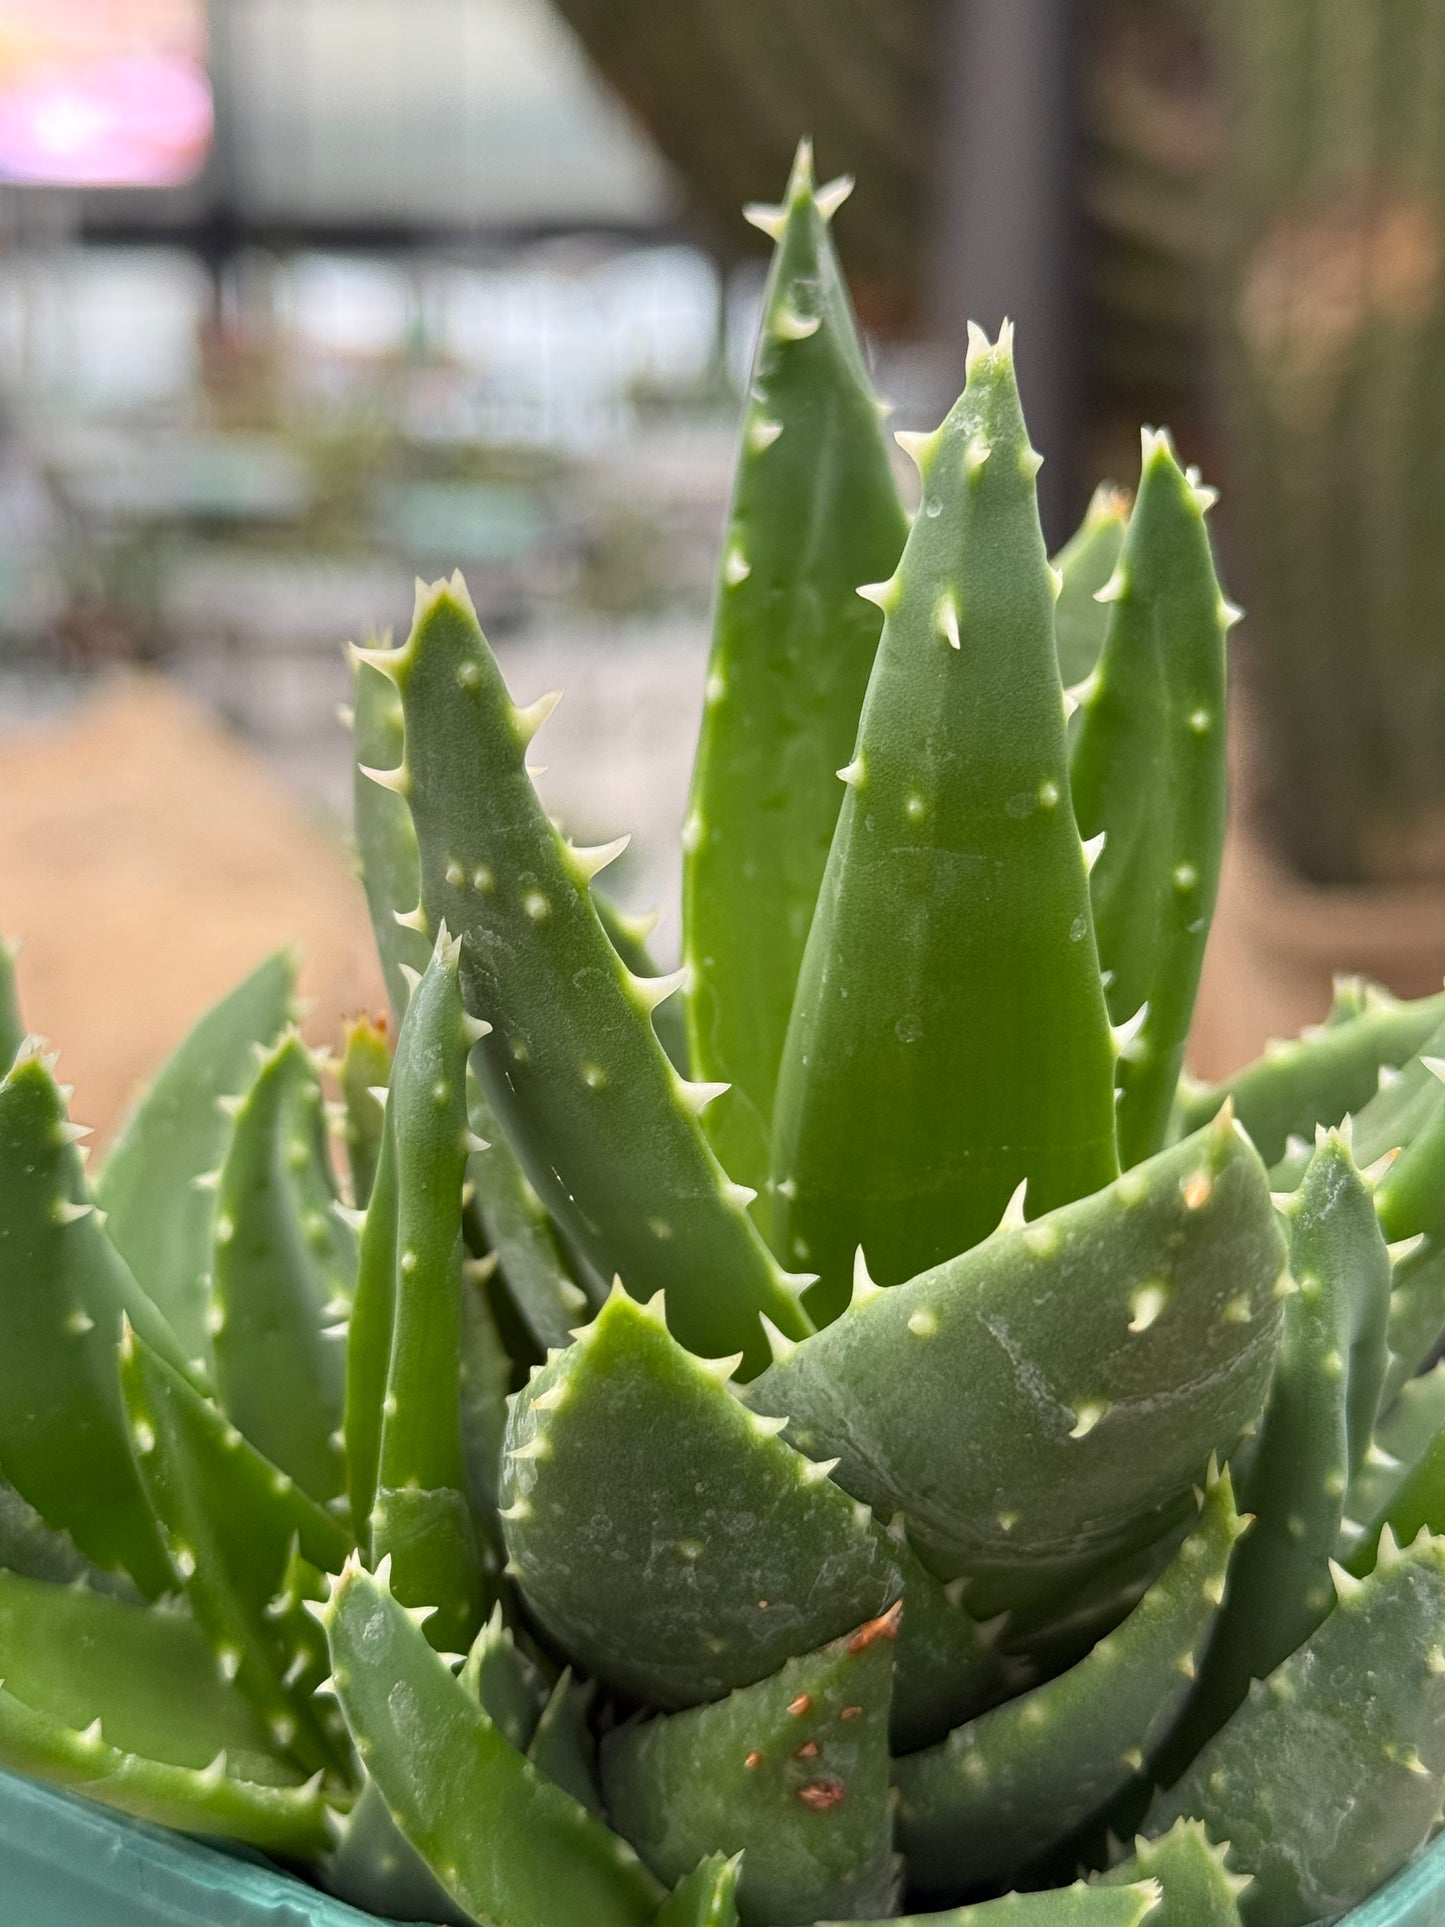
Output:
(0, 676), (384, 1142)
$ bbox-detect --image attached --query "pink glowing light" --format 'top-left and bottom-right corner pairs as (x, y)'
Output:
(0, 3), (213, 188)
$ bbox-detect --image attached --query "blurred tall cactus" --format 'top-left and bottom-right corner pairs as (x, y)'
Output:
(1212, 0), (1445, 882)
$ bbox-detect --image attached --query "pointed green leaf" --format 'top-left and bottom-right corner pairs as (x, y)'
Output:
(210, 1034), (348, 1503)
(1098, 1820), (1247, 1927)
(0, 1051), (188, 1595)
(1069, 431), (1230, 1167)
(771, 325), (1118, 1318)
(821, 1880), (1162, 1927)
(324, 1558), (663, 1927)
(353, 654), (431, 1023)
(1165, 1133), (1388, 1769)
(1350, 1012), (1445, 1171)
(652, 1855), (742, 1927)
(0, 936), (24, 1073)
(0, 1569), (289, 1781)
(895, 1473), (1242, 1896)
(1375, 1070), (1445, 1247)
(391, 576), (808, 1375)
(1053, 484), (1130, 687)
(0, 1476), (115, 1589)
(94, 953), (296, 1368)
(1175, 987), (1445, 1168)
(681, 144), (908, 1202)
(1373, 1075), (1445, 1397)
(1349, 1421), (1445, 1571)
(339, 1012), (390, 1209)
(324, 1774), (470, 1927)
(596, 892), (689, 1076)
(1383, 1242), (1445, 1408)
(458, 1259), (513, 1556)
(119, 1326), (352, 1775)
(0, 1680), (331, 1856)
(469, 1070), (591, 1353)
(1343, 1363), (1445, 1557)
(0, 1573), (327, 1854)
(345, 1078), (398, 1549)
(1146, 1531), (1445, 1925)
(603, 1606), (899, 1927)
(749, 1116), (1284, 1627)
(528, 1670), (602, 1816)
(459, 1604), (545, 1752)
(356, 630), (598, 1356)
(499, 1290), (1012, 1751)
(367, 930), (490, 1653)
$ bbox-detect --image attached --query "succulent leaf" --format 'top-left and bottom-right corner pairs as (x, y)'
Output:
(1053, 485), (1130, 688)
(210, 1033), (350, 1503)
(1097, 1819), (1246, 1926)
(392, 574), (809, 1374)
(323, 1774), (470, 1927)
(458, 1255), (514, 1544)
(360, 620), (624, 1356)
(355, 629), (621, 1342)
(681, 139), (908, 1205)
(0, 1050), (189, 1595)
(1350, 1434), (1445, 1577)
(1383, 1244), (1445, 1409)
(1369, 1075), (1445, 1399)
(119, 1325), (352, 1775)
(770, 325), (1118, 1318)
(1374, 1064), (1445, 1246)
(652, 1854), (743, 1927)
(366, 930), (491, 1653)
(323, 1557), (664, 1927)
(1146, 1529), (1445, 1925)
(1343, 1363), (1445, 1555)
(459, 1604), (546, 1752)
(0, 1683), (331, 1857)
(345, 1080), (400, 1549)
(1069, 430), (1230, 1167)
(748, 1116), (1284, 1627)
(603, 1606), (899, 1927)
(95, 952), (296, 1368)
(353, 653), (432, 1022)
(596, 891), (690, 1076)
(0, 1477), (116, 1590)
(894, 1473), (1242, 1896)
(528, 1670), (602, 1816)
(499, 1289), (1010, 1748)
(821, 1880), (1163, 1927)
(338, 1012), (390, 1209)
(1164, 1132), (1388, 1764)
(0, 936), (24, 1074)
(468, 1069), (592, 1352)
(1176, 987), (1445, 1169)
(1351, 1023), (1445, 1175)
(0, 1569), (291, 1783)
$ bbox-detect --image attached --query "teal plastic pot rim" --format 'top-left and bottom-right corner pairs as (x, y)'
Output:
(2, 1763), (1445, 1925)
(0, 1766), (386, 1927)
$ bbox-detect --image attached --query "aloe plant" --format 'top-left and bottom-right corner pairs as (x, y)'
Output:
(3, 148), (1445, 1927)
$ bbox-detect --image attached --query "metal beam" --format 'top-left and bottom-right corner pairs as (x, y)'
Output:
(927, 0), (1085, 544)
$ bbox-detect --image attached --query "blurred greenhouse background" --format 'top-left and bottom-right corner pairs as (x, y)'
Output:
(4, 0), (1445, 1131)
